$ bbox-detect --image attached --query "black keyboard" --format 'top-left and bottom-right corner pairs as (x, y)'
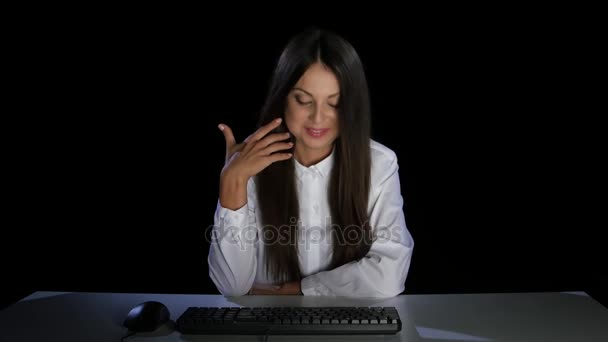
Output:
(176, 306), (401, 335)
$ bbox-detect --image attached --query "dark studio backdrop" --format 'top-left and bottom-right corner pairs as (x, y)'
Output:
(3, 15), (605, 309)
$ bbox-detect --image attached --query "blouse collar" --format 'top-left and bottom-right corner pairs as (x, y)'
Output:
(294, 146), (335, 180)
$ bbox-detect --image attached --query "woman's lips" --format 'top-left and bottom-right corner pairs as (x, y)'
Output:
(305, 128), (329, 138)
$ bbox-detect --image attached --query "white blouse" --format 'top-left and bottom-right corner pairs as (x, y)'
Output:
(208, 139), (414, 297)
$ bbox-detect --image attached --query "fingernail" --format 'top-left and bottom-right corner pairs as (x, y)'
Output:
(285, 132), (290, 137)
(218, 124), (224, 131)
(275, 118), (282, 123)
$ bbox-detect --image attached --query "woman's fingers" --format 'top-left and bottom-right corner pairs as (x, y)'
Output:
(250, 288), (275, 295)
(255, 132), (291, 151)
(265, 152), (293, 165)
(218, 124), (237, 161)
(244, 118), (289, 152)
(259, 142), (293, 156)
(218, 118), (292, 179)
(247, 118), (283, 143)
(249, 284), (281, 295)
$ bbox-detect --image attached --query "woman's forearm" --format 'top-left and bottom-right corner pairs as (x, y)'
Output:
(219, 170), (248, 210)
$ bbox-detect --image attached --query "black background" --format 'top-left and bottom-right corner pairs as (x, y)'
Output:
(3, 12), (605, 309)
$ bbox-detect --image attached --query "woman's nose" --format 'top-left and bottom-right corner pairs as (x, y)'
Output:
(309, 106), (324, 124)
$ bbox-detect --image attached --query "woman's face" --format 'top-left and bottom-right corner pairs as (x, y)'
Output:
(285, 62), (340, 162)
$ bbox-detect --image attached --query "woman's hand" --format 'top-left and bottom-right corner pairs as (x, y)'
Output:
(248, 281), (303, 295)
(219, 118), (293, 183)
(217, 118), (292, 210)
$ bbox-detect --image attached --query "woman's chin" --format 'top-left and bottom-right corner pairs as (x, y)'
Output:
(301, 137), (331, 149)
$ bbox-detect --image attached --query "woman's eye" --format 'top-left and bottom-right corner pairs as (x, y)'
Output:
(295, 97), (312, 105)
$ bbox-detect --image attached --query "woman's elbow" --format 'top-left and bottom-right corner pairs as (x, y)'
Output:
(219, 286), (250, 297)
(209, 268), (252, 296)
(372, 280), (405, 298)
(374, 246), (413, 297)
(207, 249), (256, 296)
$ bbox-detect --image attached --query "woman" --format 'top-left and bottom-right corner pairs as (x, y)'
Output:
(209, 28), (414, 297)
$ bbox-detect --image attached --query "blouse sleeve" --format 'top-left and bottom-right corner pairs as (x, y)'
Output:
(207, 177), (259, 296)
(300, 154), (414, 297)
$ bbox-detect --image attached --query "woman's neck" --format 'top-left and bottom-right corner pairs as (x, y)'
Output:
(294, 144), (334, 167)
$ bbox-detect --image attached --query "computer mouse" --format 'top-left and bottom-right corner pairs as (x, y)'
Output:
(123, 301), (170, 332)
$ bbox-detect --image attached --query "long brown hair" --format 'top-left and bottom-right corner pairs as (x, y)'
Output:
(255, 28), (373, 283)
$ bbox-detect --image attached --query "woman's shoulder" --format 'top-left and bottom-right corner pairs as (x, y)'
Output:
(370, 139), (398, 168)
(369, 139), (399, 187)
